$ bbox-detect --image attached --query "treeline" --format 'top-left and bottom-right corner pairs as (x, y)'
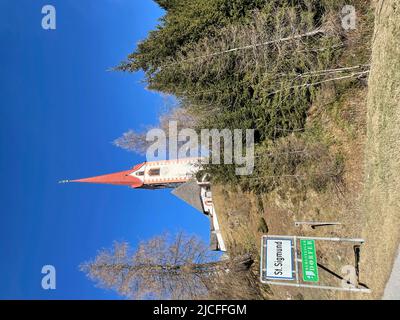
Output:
(115, 0), (372, 193)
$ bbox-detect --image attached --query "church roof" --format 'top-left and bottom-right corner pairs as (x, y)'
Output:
(70, 169), (143, 188)
(171, 180), (203, 212)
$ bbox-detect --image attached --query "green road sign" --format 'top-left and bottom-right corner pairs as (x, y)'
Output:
(300, 239), (319, 282)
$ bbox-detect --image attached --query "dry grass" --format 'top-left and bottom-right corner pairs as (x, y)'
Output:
(358, 0), (400, 299)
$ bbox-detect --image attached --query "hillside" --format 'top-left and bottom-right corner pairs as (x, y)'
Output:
(213, 85), (369, 300)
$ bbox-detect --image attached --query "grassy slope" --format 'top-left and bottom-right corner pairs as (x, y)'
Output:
(359, 0), (400, 299)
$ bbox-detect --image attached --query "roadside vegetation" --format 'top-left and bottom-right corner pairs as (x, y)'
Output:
(115, 0), (372, 197)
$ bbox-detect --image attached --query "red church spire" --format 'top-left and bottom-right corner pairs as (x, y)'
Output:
(60, 166), (144, 188)
(60, 159), (200, 189)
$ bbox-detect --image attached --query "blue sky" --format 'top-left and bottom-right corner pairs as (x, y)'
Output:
(0, 0), (210, 299)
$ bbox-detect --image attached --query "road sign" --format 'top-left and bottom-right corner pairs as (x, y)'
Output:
(300, 239), (319, 282)
(265, 238), (294, 280)
(260, 235), (370, 293)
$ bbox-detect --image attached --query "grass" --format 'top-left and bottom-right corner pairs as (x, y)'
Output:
(358, 0), (400, 299)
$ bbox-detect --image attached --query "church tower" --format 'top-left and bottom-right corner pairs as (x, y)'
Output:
(62, 157), (226, 252)
(65, 157), (201, 189)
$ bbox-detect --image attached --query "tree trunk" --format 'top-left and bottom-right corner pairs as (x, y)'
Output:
(91, 253), (254, 276)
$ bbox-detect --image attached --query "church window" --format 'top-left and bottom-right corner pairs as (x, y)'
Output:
(148, 168), (160, 176)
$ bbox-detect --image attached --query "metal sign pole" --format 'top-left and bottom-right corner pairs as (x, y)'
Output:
(260, 235), (371, 293)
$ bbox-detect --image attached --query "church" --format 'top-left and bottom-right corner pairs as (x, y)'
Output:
(61, 157), (227, 252)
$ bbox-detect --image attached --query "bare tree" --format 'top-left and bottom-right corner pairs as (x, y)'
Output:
(113, 129), (150, 154)
(80, 232), (253, 300)
(113, 106), (201, 155)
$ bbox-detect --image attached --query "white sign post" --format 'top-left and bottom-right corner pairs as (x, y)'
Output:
(265, 239), (294, 280)
(260, 235), (371, 293)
